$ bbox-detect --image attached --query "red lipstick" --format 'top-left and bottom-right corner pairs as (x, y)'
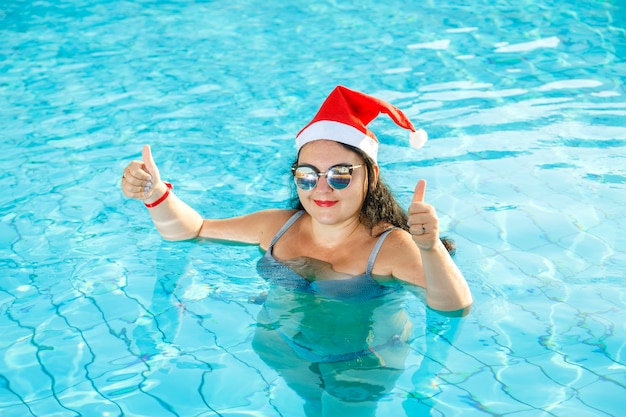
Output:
(314, 200), (338, 207)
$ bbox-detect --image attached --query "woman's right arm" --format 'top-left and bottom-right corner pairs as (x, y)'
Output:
(121, 145), (204, 241)
(121, 145), (293, 245)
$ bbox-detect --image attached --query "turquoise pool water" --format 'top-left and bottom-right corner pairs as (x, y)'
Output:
(1, 0), (625, 415)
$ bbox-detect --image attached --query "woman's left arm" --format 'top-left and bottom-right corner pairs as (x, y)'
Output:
(405, 179), (473, 312)
(417, 240), (473, 313)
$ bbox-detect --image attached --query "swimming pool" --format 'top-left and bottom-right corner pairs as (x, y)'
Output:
(1, 0), (625, 415)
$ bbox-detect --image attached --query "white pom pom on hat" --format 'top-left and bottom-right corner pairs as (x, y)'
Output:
(295, 85), (427, 163)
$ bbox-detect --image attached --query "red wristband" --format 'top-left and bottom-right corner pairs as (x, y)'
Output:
(144, 182), (173, 208)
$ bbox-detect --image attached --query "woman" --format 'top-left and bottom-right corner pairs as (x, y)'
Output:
(121, 86), (472, 414)
(121, 85), (472, 313)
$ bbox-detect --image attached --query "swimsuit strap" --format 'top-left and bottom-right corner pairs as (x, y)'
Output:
(365, 228), (399, 275)
(269, 211), (398, 275)
(268, 210), (306, 248)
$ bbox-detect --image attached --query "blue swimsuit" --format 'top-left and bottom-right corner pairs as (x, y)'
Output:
(255, 211), (410, 363)
(257, 210), (401, 301)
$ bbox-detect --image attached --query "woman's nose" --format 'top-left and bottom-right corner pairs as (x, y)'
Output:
(315, 174), (333, 192)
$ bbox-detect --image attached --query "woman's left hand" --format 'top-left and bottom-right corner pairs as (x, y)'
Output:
(407, 179), (440, 251)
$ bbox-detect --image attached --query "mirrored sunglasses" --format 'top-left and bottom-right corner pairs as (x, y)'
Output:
(291, 164), (364, 191)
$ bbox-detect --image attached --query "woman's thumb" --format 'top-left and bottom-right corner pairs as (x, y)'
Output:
(142, 145), (159, 179)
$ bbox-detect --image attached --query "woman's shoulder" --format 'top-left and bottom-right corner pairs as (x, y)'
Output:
(253, 209), (301, 249)
(377, 226), (416, 249)
(372, 227), (425, 285)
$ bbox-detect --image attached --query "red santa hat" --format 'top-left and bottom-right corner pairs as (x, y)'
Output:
(295, 85), (427, 163)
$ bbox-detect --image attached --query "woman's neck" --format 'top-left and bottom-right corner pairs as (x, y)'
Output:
(303, 213), (365, 250)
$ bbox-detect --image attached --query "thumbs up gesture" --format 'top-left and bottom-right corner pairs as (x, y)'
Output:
(407, 179), (439, 251)
(121, 145), (163, 201)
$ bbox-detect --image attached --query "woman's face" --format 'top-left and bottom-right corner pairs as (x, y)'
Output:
(296, 140), (373, 226)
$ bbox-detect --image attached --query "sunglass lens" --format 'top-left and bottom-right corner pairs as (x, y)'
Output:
(294, 167), (318, 190)
(327, 166), (351, 190)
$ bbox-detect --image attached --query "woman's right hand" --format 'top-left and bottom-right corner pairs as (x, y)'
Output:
(121, 145), (163, 201)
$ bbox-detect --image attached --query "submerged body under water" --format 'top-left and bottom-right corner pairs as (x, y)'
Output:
(1, 0), (625, 415)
